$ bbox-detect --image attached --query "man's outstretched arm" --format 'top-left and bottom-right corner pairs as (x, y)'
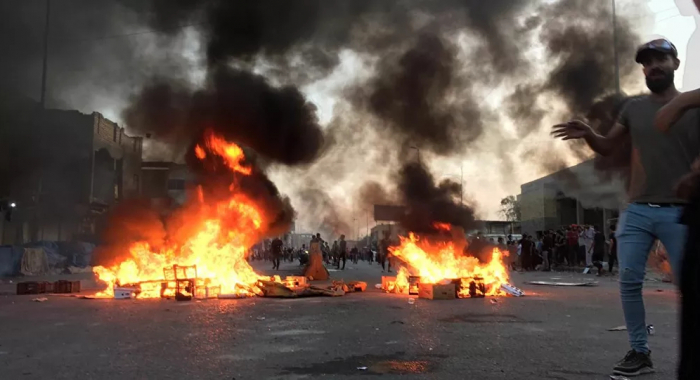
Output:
(551, 120), (629, 157)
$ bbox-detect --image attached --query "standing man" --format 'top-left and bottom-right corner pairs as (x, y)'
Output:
(337, 234), (347, 270)
(553, 39), (699, 376)
(379, 231), (392, 273)
(271, 236), (283, 270)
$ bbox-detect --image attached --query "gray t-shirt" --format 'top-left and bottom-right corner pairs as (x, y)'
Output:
(620, 95), (700, 204)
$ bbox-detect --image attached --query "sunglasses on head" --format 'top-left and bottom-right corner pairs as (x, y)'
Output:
(643, 39), (674, 51)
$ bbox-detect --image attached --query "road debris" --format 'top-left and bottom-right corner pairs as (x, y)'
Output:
(32, 297), (48, 302)
(500, 283), (524, 297)
(490, 299), (498, 304)
(610, 375), (630, 380)
(527, 281), (597, 287)
(256, 317), (266, 321)
(357, 367), (368, 371)
(608, 325), (627, 331)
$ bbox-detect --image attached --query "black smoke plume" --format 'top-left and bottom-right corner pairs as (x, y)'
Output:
(124, 66), (324, 166)
(397, 161), (477, 234)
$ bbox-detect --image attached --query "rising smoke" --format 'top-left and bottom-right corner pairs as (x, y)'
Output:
(2, 0), (649, 239)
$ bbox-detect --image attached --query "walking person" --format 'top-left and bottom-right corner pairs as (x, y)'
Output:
(553, 38), (699, 376)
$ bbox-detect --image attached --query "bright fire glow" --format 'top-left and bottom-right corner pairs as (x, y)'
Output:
(390, 230), (510, 297)
(93, 130), (270, 298)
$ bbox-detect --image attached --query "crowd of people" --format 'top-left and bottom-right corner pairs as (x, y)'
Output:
(247, 232), (394, 272)
(503, 224), (615, 275)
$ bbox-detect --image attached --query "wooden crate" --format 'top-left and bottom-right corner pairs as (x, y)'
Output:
(54, 280), (81, 294)
(418, 283), (456, 300)
(17, 281), (51, 295)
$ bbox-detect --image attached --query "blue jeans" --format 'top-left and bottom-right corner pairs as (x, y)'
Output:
(617, 203), (687, 354)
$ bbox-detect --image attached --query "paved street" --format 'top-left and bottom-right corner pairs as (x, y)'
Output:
(0, 261), (680, 380)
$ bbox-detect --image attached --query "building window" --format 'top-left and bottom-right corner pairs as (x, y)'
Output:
(167, 179), (186, 190)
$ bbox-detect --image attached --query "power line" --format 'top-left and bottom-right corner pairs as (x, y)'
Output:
(53, 23), (203, 45)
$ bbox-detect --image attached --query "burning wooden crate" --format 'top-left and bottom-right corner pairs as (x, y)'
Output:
(417, 283), (456, 300)
(381, 276), (408, 294)
(162, 264), (199, 300)
(454, 277), (487, 299)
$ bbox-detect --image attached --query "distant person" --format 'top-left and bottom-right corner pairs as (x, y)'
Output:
(566, 226), (579, 267)
(553, 38), (698, 376)
(609, 224), (618, 274)
(350, 246), (359, 264)
(592, 226), (606, 276)
(584, 225), (595, 268)
(380, 232), (392, 273)
(271, 237), (283, 270)
(337, 235), (347, 270)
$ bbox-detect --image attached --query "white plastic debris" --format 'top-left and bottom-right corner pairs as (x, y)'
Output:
(408, 298), (415, 305)
(32, 297), (48, 302)
(357, 367), (368, 371)
(114, 287), (137, 299)
(500, 283), (524, 297)
(610, 375), (630, 380)
(256, 317), (266, 321)
(375, 284), (382, 289)
(490, 299), (498, 304)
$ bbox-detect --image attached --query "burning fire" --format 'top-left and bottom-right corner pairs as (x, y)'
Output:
(93, 130), (272, 298)
(389, 229), (510, 297)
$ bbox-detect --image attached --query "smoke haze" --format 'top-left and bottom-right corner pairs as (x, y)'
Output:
(1, 0), (655, 237)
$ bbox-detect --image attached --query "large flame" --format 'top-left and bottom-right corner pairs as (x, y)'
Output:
(390, 229), (510, 297)
(93, 130), (271, 298)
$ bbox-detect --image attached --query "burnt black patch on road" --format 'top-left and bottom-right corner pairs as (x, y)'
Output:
(281, 352), (438, 376)
(439, 313), (540, 324)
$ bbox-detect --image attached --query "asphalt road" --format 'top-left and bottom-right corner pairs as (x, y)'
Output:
(0, 260), (680, 380)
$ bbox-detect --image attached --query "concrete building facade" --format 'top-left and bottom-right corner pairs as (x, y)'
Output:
(0, 102), (143, 244)
(519, 160), (622, 235)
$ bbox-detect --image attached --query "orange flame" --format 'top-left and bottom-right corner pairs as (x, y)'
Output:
(390, 229), (510, 297)
(93, 132), (272, 298)
(202, 130), (251, 175)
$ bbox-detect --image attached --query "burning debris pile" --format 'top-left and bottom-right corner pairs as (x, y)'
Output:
(381, 224), (522, 299)
(92, 130), (359, 300)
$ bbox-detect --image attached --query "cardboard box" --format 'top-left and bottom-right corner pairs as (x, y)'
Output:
(418, 283), (456, 300)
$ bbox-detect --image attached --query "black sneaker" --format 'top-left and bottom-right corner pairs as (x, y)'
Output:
(613, 350), (654, 376)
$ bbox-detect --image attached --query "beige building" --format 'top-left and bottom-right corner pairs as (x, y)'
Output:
(519, 160), (622, 235)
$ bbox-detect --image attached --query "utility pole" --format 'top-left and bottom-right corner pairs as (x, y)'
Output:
(40, 0), (51, 108)
(612, 0), (621, 95)
(460, 164), (463, 205)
